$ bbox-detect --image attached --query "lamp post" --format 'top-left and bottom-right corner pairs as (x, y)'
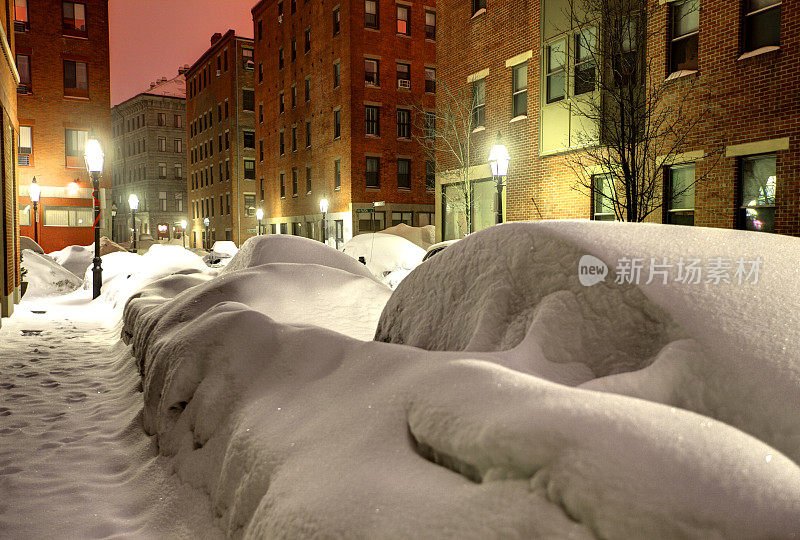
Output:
(488, 132), (511, 225)
(84, 137), (104, 299)
(203, 217), (210, 250)
(256, 208), (264, 235)
(181, 219), (187, 248)
(129, 193), (139, 252)
(319, 198), (329, 245)
(29, 177), (40, 244)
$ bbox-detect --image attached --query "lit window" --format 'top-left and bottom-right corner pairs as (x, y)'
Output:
(397, 5), (409, 35)
(16, 54), (31, 93)
(62, 1), (86, 36)
(739, 154), (776, 233)
(472, 78), (485, 127)
(666, 164), (695, 226)
(472, 0), (485, 16)
(592, 175), (615, 221)
(244, 160), (256, 180)
(64, 129), (87, 168)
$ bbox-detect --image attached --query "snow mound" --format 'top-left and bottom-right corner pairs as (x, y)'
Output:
(210, 241), (238, 257)
(86, 244), (211, 307)
(120, 222), (800, 537)
(20, 236), (44, 254)
(341, 233), (425, 288)
(380, 223), (436, 250)
(49, 237), (127, 277)
(21, 249), (81, 297)
(221, 234), (377, 281)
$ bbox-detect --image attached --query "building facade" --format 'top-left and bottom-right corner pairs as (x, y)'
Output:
(436, 0), (799, 240)
(186, 30), (256, 249)
(14, 0), (112, 252)
(251, 0), (436, 248)
(111, 70), (188, 245)
(1, 0), (20, 324)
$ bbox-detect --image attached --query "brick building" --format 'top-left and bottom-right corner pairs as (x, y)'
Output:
(15, 0), (112, 252)
(111, 70), (188, 245)
(436, 0), (799, 240)
(1, 0), (20, 325)
(186, 30), (256, 249)
(251, 0), (435, 247)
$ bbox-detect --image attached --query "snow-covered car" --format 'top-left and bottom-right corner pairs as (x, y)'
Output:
(422, 239), (460, 262)
(341, 232), (425, 289)
(203, 241), (239, 267)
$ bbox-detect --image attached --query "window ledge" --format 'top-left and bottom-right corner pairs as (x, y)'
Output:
(366, 134), (381, 139)
(472, 126), (486, 133)
(398, 187), (411, 192)
(509, 115), (527, 123)
(665, 69), (698, 82)
(334, 186), (341, 191)
(738, 46), (780, 61)
(471, 8), (486, 19)
(366, 187), (381, 191)
(365, 27), (381, 33)
(397, 33), (411, 38)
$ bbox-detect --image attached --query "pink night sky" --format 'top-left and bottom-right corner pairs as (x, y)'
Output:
(109, 0), (257, 105)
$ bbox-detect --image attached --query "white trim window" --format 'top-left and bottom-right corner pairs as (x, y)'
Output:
(545, 39), (566, 103)
(743, 0), (781, 52)
(511, 62), (527, 117)
(669, 0), (699, 74)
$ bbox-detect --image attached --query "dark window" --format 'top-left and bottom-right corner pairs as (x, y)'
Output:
(259, 104), (263, 123)
(334, 159), (341, 189)
(666, 164), (695, 226)
(280, 222), (288, 234)
(396, 62), (410, 89)
(613, 17), (639, 87)
(258, 62), (264, 83)
(64, 129), (87, 168)
(292, 167), (298, 196)
(305, 121), (312, 147)
(16, 54), (30, 93)
(244, 131), (255, 149)
(397, 5), (409, 35)
(397, 109), (411, 139)
(292, 125), (297, 151)
(291, 38), (297, 61)
(365, 105), (380, 136)
(62, 1), (86, 36)
(258, 19), (263, 40)
(333, 8), (341, 35)
(278, 0), (283, 15)
(512, 63), (528, 116)
(425, 67), (436, 93)
(472, 78), (485, 127)
(365, 59), (379, 86)
(397, 158), (411, 189)
(333, 61), (341, 88)
(739, 154), (776, 233)
(304, 28), (311, 53)
(472, 0), (485, 16)
(259, 140), (264, 161)
(306, 166), (312, 193)
(334, 110), (341, 139)
(291, 85), (297, 107)
(669, 0), (699, 73)
(291, 0), (296, 13)
(244, 160), (256, 179)
(592, 174), (615, 221)
(280, 173), (286, 198)
(243, 89), (255, 111)
(278, 47), (284, 70)
(743, 0), (781, 52)
(424, 111), (435, 139)
(260, 179), (265, 199)
(225, 131), (230, 149)
(280, 131), (285, 155)
(366, 156), (380, 187)
(365, 0), (379, 29)
(63, 60), (88, 98)
(305, 77), (311, 101)
(546, 40), (565, 103)
(279, 92), (285, 114)
(425, 11), (436, 40)
(574, 29), (596, 94)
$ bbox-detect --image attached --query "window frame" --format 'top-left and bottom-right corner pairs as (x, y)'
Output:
(742, 0), (781, 53)
(738, 153), (777, 233)
(397, 158), (411, 189)
(396, 4), (410, 36)
(668, 0), (700, 74)
(366, 156), (381, 188)
(511, 62), (528, 117)
(396, 108), (411, 139)
(365, 105), (381, 136)
(365, 0), (379, 29)
(664, 163), (695, 226)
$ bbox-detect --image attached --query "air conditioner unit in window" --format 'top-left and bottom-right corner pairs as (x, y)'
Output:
(17, 83), (29, 94)
(216, 69), (221, 76)
(398, 79), (411, 89)
(244, 60), (255, 71)
(18, 153), (30, 166)
(278, 15), (283, 23)
(14, 21), (28, 33)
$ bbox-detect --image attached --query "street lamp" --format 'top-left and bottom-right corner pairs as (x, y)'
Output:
(29, 177), (40, 244)
(319, 198), (329, 245)
(203, 217), (210, 250)
(488, 132), (511, 225)
(256, 208), (264, 235)
(181, 219), (187, 248)
(128, 193), (139, 252)
(84, 137), (104, 299)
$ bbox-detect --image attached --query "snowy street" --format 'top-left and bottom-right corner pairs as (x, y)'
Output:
(0, 297), (222, 539)
(3, 223), (800, 538)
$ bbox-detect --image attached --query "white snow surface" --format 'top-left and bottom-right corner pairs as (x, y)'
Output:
(49, 244), (94, 277)
(210, 241), (239, 257)
(380, 223), (436, 249)
(342, 232), (425, 288)
(21, 249), (82, 297)
(113, 226), (800, 538)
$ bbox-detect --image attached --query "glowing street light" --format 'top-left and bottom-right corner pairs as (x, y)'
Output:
(203, 217), (210, 250)
(256, 208), (264, 235)
(181, 219), (187, 248)
(488, 132), (511, 224)
(84, 136), (104, 299)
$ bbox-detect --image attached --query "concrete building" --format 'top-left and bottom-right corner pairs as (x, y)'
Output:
(15, 0), (112, 252)
(1, 0), (20, 325)
(251, 0), (436, 247)
(435, 0), (799, 239)
(111, 70), (188, 245)
(186, 30), (256, 249)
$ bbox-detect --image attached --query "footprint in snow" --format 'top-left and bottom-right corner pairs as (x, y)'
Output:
(0, 408), (10, 416)
(40, 380), (59, 389)
(65, 392), (86, 403)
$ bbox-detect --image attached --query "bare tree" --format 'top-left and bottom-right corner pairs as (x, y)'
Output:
(408, 80), (482, 237)
(560, 0), (719, 222)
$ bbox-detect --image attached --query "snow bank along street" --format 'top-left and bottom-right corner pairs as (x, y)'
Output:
(5, 223), (800, 538)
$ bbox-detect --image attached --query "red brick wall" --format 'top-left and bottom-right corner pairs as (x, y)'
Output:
(15, 0), (112, 251)
(437, 0), (800, 236)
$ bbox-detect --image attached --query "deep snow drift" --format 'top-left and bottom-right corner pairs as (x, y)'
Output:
(20, 249), (82, 297)
(341, 232), (425, 289)
(121, 224), (800, 538)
